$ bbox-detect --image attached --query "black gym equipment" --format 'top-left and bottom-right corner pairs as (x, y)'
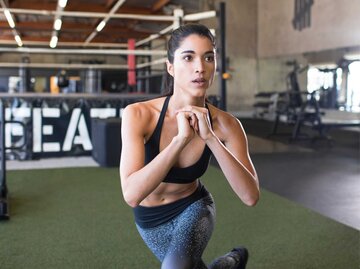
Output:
(0, 99), (30, 220)
(291, 90), (360, 144)
(253, 60), (309, 132)
(57, 69), (70, 88)
(273, 61), (360, 142)
(270, 60), (309, 136)
(91, 117), (122, 167)
(0, 100), (9, 220)
(252, 60), (360, 143)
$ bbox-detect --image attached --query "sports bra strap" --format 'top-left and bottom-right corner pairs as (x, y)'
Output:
(153, 95), (171, 142)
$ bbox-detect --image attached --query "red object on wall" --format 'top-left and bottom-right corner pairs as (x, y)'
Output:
(127, 39), (136, 86)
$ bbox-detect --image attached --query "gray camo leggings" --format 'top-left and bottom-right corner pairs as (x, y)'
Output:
(137, 194), (245, 269)
(136, 194), (241, 269)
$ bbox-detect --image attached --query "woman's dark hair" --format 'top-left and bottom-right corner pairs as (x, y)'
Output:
(162, 23), (216, 95)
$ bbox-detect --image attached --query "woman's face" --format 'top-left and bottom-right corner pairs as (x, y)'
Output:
(167, 34), (216, 97)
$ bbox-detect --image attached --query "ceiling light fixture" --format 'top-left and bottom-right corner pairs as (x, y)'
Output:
(58, 0), (68, 8)
(96, 20), (106, 32)
(50, 36), (58, 48)
(14, 34), (23, 47)
(4, 9), (15, 28)
(54, 18), (62, 30)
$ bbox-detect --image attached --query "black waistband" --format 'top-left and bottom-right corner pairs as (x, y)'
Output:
(133, 182), (209, 229)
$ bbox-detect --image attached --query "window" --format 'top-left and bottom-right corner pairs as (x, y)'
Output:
(307, 67), (337, 93)
(307, 66), (342, 109)
(8, 76), (21, 93)
(347, 61), (360, 112)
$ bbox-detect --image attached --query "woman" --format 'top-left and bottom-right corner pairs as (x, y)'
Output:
(119, 23), (259, 269)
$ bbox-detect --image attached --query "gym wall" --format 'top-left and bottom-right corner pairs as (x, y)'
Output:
(210, 0), (360, 111)
(258, 0), (360, 58)
(203, 0), (258, 111)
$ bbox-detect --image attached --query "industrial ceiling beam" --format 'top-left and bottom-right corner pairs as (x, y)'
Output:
(0, 8), (175, 21)
(84, 0), (127, 45)
(0, 39), (128, 48)
(0, 47), (167, 56)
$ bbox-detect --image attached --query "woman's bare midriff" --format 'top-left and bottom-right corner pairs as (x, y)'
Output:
(139, 180), (199, 207)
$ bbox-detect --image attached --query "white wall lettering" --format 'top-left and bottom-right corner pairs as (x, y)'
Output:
(62, 108), (92, 151)
(42, 108), (61, 152)
(5, 105), (121, 155)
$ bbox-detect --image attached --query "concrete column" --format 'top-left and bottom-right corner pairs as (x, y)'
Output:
(18, 66), (30, 93)
(84, 69), (102, 93)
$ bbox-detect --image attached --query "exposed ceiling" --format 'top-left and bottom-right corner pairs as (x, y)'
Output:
(0, 0), (207, 49)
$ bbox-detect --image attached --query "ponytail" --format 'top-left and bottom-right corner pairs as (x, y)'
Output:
(161, 72), (174, 96)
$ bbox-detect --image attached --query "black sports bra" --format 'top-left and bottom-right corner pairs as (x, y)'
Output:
(144, 96), (212, 184)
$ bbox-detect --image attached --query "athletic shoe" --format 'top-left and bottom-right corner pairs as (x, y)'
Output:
(208, 246), (249, 269)
(229, 247), (249, 269)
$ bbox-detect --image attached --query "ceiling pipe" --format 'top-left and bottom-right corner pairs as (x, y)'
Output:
(84, 0), (127, 46)
(136, 57), (167, 69)
(0, 47), (167, 56)
(0, 0), (23, 46)
(183, 10), (216, 21)
(0, 40), (128, 48)
(0, 58), (165, 69)
(135, 24), (174, 47)
(0, 6), (216, 49)
(134, 9), (216, 48)
(0, 8), (175, 21)
(0, 62), (129, 69)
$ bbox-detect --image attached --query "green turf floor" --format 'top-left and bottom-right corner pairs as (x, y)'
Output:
(1, 166), (359, 269)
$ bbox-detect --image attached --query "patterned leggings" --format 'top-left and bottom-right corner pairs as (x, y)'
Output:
(136, 194), (214, 269)
(136, 194), (241, 269)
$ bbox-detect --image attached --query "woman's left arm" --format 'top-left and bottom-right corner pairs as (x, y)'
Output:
(178, 105), (259, 206)
(206, 113), (259, 206)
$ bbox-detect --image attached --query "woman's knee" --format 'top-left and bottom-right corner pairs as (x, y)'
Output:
(161, 254), (201, 269)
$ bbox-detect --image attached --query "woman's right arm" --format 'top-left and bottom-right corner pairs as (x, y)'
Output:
(119, 104), (193, 207)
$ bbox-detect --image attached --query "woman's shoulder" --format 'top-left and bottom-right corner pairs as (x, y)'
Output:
(207, 103), (240, 125)
(123, 96), (166, 121)
(207, 104), (244, 136)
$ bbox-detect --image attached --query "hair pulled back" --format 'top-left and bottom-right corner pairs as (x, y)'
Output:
(162, 23), (216, 95)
